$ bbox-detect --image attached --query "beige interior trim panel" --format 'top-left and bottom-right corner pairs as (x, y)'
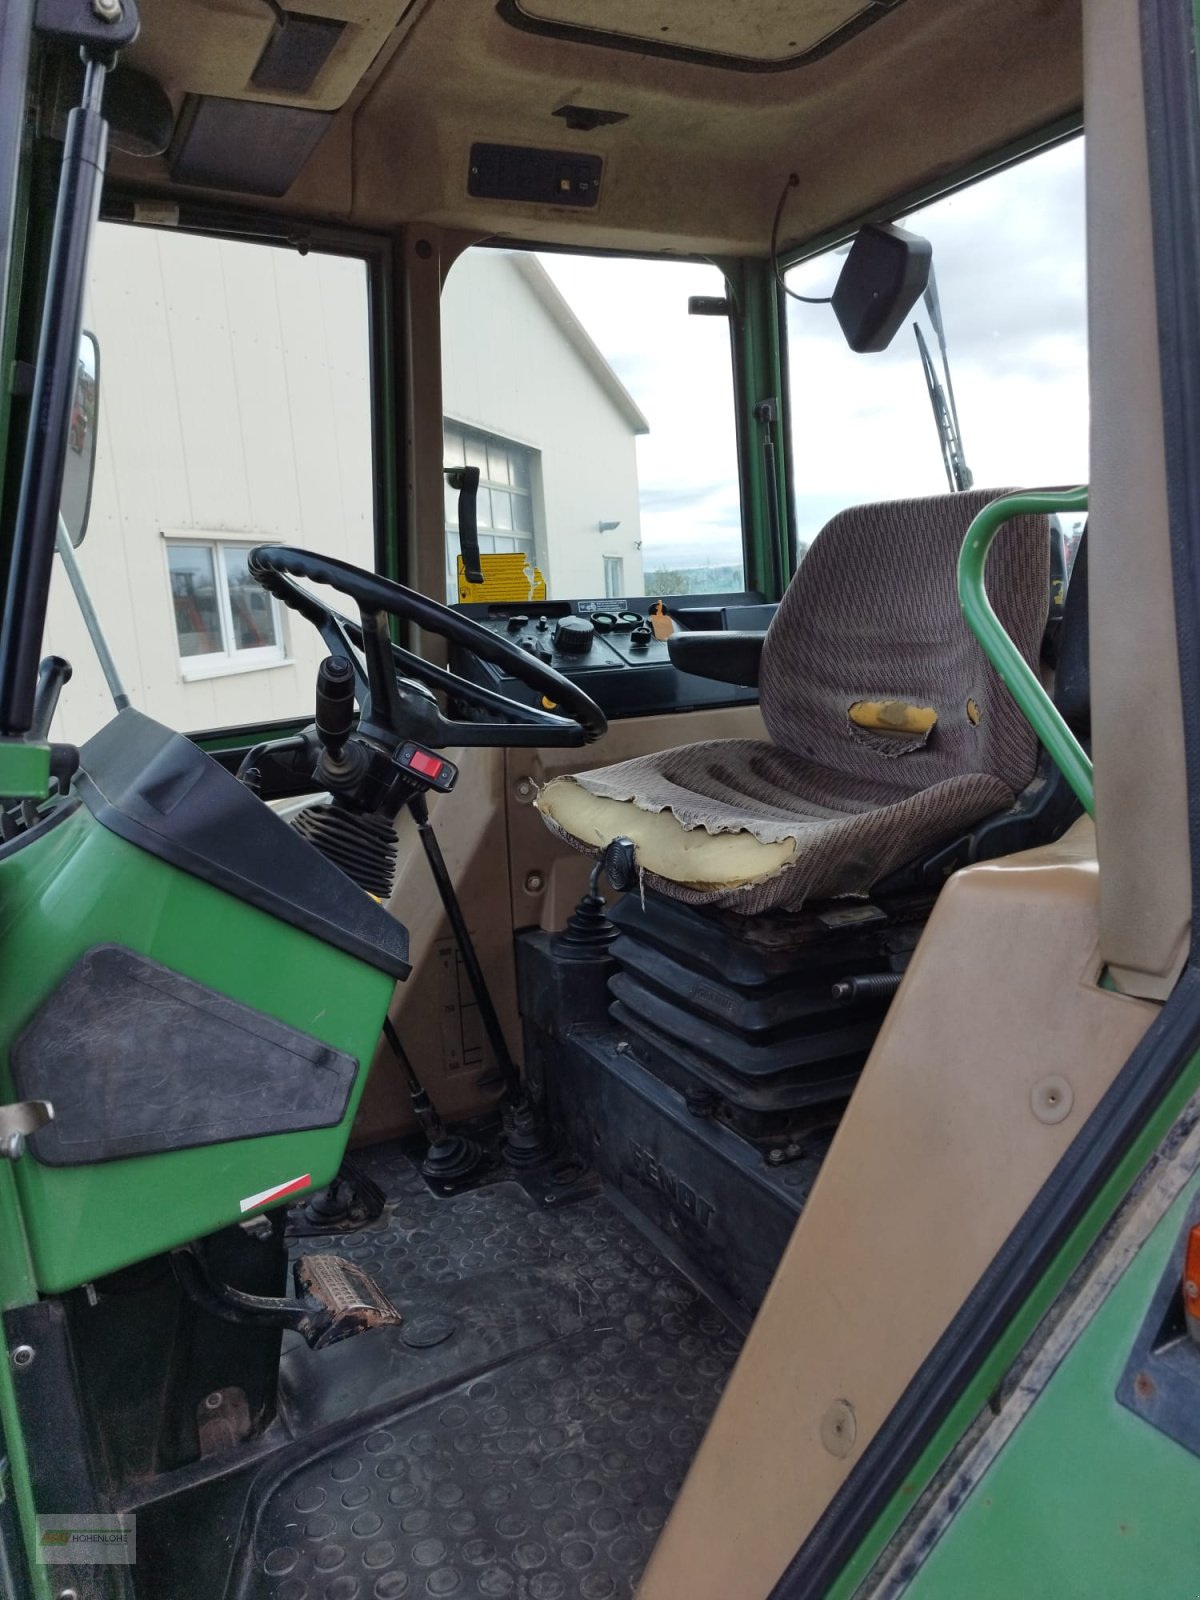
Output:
(637, 819), (1158, 1600)
(126, 0), (426, 114)
(353, 706), (769, 1142)
(1084, 0), (1191, 998)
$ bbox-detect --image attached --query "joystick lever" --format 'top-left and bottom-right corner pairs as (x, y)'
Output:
(315, 655), (356, 760)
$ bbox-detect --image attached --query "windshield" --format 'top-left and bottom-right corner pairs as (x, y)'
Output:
(441, 249), (743, 603)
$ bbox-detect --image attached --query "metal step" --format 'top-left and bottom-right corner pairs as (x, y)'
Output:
(292, 1253), (403, 1349)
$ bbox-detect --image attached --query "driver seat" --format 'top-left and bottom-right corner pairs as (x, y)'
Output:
(537, 490), (1050, 915)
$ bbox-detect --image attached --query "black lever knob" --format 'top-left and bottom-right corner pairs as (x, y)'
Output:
(315, 656), (356, 758)
(31, 655), (72, 740)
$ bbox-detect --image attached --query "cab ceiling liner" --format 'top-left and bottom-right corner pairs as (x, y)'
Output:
(124, 0), (417, 114)
(498, 0), (907, 71)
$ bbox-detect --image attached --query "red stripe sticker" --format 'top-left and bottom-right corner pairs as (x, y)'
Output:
(239, 1173), (312, 1214)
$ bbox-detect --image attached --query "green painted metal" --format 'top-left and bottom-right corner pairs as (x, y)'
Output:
(0, 801), (396, 1293)
(720, 256), (793, 600)
(958, 486), (1093, 814)
(826, 1045), (1200, 1600)
(0, 32), (35, 542)
(0, 739), (49, 799)
(376, 247), (402, 589)
(0, 1169), (50, 1600)
(191, 717), (310, 756)
(902, 1169), (1200, 1597)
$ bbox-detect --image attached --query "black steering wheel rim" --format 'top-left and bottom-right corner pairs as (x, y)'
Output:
(248, 545), (607, 748)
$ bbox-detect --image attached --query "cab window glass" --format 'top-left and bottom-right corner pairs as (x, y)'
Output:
(44, 222), (375, 742)
(440, 248), (742, 602)
(784, 138), (1088, 559)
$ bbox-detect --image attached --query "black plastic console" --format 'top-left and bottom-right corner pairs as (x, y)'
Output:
(450, 593), (776, 719)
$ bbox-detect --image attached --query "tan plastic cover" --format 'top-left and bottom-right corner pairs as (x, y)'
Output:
(1086, 0), (1191, 997)
(637, 820), (1158, 1600)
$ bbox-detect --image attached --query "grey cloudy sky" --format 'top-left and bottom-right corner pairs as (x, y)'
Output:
(539, 135), (1087, 574)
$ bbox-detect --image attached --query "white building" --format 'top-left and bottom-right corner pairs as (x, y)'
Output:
(45, 229), (646, 743)
(441, 251), (646, 601)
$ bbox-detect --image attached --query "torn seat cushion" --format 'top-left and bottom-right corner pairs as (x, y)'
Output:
(538, 490), (1050, 913)
(537, 743), (1014, 911)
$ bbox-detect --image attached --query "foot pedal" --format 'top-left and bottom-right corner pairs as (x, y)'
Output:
(293, 1255), (403, 1350)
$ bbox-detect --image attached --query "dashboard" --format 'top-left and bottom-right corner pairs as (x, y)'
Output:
(450, 592), (776, 720)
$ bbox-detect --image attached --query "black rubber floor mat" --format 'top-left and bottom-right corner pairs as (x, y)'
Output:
(235, 1152), (742, 1598)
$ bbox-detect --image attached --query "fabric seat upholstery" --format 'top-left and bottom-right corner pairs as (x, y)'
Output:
(538, 490), (1050, 913)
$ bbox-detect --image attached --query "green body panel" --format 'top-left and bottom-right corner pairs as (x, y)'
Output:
(958, 485), (1093, 815)
(0, 740), (49, 799)
(0, 801), (396, 1296)
(904, 1173), (1200, 1599)
(828, 1049), (1200, 1599)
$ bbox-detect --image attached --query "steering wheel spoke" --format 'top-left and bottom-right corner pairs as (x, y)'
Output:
(360, 607), (410, 738)
(316, 611), (370, 702)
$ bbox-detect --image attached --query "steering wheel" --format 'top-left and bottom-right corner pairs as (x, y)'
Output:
(248, 546), (607, 749)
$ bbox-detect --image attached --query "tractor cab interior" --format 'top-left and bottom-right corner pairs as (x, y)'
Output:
(0, 0), (1193, 1598)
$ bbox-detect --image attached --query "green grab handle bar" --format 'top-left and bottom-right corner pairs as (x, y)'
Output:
(957, 486), (1094, 818)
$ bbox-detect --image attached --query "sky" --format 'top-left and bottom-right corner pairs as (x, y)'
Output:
(537, 135), (1088, 574)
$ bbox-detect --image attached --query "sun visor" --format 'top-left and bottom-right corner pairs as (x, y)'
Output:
(169, 96), (333, 196)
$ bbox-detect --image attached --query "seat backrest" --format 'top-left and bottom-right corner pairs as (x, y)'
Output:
(759, 490), (1050, 797)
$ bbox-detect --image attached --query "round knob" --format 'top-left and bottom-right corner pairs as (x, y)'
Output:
(629, 622), (653, 648)
(553, 617), (594, 655)
(506, 614), (528, 633)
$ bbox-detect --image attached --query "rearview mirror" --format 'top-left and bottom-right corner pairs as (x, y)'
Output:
(832, 224), (932, 353)
(59, 330), (98, 548)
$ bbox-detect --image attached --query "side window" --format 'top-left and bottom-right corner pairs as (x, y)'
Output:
(439, 248), (742, 601)
(166, 540), (286, 672)
(784, 138), (1088, 558)
(44, 223), (376, 742)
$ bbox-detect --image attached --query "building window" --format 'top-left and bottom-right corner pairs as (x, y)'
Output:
(603, 555), (625, 598)
(167, 540), (285, 674)
(444, 422), (538, 595)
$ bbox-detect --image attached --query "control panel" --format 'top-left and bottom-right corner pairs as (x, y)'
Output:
(450, 592), (774, 720)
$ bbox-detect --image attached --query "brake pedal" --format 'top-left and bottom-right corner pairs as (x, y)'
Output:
(293, 1255), (403, 1350)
